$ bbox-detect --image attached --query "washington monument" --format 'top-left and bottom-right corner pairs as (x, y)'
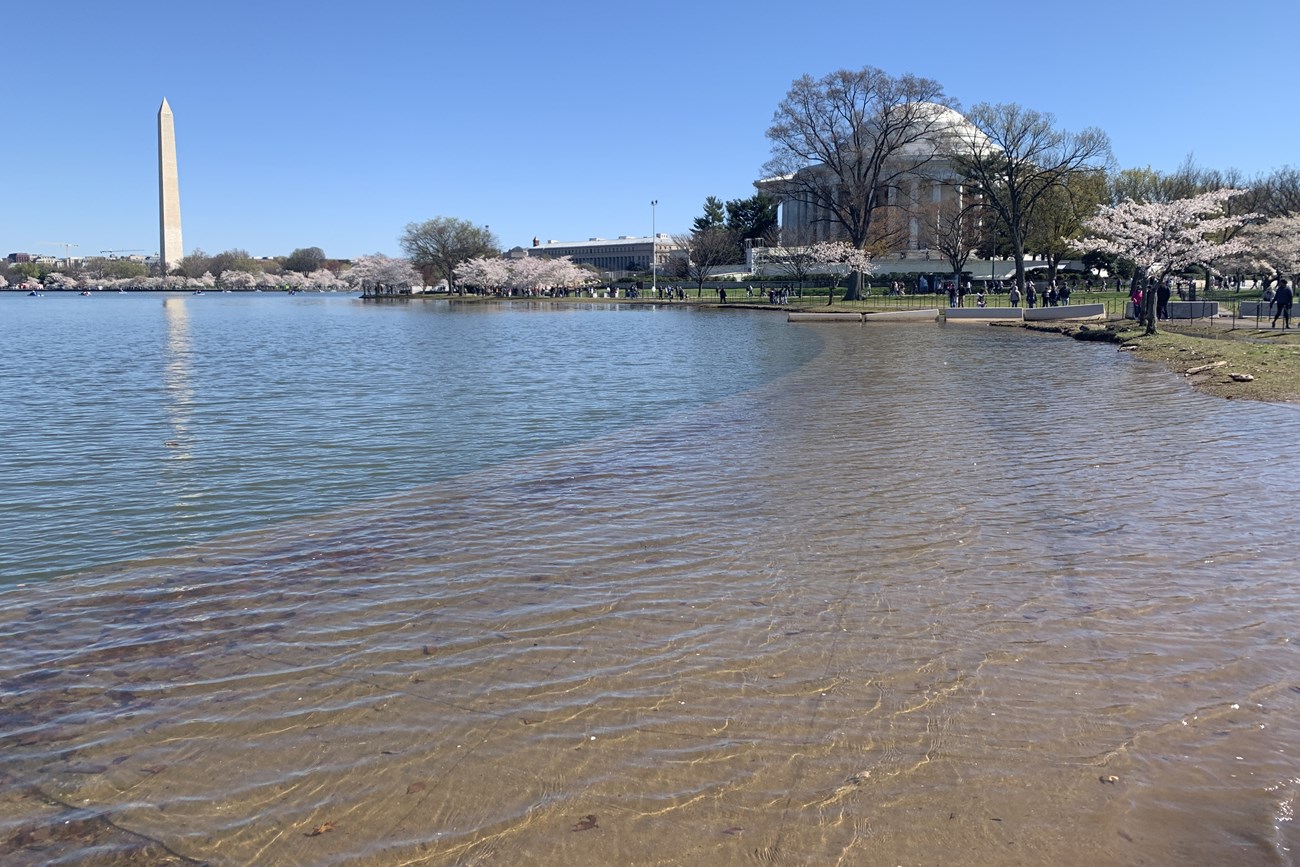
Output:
(158, 98), (183, 272)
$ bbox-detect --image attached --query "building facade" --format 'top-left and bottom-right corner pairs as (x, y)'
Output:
(519, 234), (682, 274)
(756, 103), (987, 263)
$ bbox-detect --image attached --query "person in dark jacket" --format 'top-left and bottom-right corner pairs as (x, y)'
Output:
(1273, 278), (1294, 329)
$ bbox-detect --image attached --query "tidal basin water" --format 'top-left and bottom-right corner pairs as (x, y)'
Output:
(2, 293), (1299, 865)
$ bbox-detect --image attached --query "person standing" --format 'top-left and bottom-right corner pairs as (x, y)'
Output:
(1273, 278), (1294, 328)
(1026, 280), (1037, 309)
(1157, 282), (1172, 320)
(1130, 281), (1144, 320)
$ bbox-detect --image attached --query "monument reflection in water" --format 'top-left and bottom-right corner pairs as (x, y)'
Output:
(0, 296), (1297, 865)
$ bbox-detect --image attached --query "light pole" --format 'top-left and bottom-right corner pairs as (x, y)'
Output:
(651, 199), (658, 298)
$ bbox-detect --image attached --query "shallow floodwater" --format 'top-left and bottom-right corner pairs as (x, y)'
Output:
(2, 294), (1299, 865)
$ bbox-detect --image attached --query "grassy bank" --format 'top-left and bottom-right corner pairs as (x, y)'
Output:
(1025, 321), (1300, 404)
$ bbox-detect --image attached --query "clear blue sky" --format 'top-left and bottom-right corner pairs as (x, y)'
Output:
(6, 0), (1297, 262)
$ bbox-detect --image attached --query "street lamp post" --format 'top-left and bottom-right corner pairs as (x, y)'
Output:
(651, 199), (658, 298)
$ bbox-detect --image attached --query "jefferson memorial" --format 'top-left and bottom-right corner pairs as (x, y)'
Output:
(754, 103), (1025, 279)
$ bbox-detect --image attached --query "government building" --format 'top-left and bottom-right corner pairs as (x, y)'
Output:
(514, 234), (683, 275)
(753, 103), (1015, 278)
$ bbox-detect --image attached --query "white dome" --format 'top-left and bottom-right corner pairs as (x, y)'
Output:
(884, 102), (989, 158)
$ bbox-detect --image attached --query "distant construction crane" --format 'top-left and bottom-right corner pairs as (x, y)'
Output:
(42, 242), (80, 266)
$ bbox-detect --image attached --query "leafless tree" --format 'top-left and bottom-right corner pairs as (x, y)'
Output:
(400, 217), (498, 293)
(671, 228), (739, 294)
(759, 227), (820, 294)
(954, 103), (1112, 293)
(1259, 166), (1300, 216)
(926, 194), (983, 287)
(763, 66), (957, 300)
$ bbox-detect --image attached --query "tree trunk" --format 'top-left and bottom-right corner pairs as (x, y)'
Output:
(1011, 247), (1028, 292)
(841, 270), (862, 302)
(1144, 277), (1159, 336)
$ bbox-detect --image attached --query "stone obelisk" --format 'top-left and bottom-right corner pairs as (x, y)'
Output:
(157, 98), (183, 273)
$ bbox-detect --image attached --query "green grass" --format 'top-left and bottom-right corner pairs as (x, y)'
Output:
(1022, 320), (1300, 403)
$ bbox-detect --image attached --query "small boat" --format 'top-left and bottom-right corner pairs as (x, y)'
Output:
(80, 290), (92, 296)
(192, 290), (205, 296)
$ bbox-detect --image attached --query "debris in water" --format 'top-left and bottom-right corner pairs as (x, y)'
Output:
(572, 814), (598, 832)
(1100, 774), (1120, 784)
(305, 821), (336, 837)
(406, 782), (427, 795)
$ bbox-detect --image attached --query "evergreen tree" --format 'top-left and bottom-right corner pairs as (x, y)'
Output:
(692, 196), (727, 232)
(725, 193), (780, 247)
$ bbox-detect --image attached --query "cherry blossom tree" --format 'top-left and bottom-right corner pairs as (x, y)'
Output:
(44, 272), (78, 290)
(811, 241), (875, 303)
(221, 270), (258, 291)
(507, 256), (552, 295)
(279, 271), (311, 291)
(343, 254), (421, 295)
(547, 257), (596, 290)
(1232, 213), (1300, 285)
(1242, 211), (1294, 276)
(453, 256), (511, 294)
(455, 255), (593, 296)
(1075, 188), (1256, 334)
(306, 268), (343, 291)
(518, 257), (592, 295)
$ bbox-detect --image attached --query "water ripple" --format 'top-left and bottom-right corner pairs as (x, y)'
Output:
(3, 305), (1300, 864)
